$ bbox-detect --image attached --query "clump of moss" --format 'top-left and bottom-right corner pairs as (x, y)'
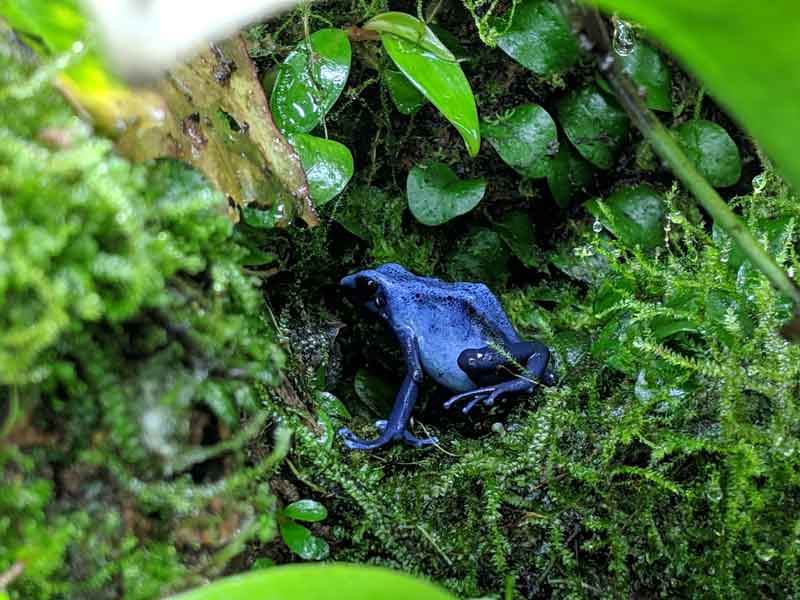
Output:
(0, 45), (286, 599)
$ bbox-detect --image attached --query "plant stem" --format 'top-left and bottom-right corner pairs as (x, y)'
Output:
(559, 2), (800, 305)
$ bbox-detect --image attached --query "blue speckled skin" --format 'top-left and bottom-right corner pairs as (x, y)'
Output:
(338, 263), (555, 450)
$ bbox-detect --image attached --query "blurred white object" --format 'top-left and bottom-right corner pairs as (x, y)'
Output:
(81, 0), (306, 82)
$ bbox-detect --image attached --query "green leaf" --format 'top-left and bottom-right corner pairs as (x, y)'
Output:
(547, 133), (595, 207)
(493, 210), (542, 268)
(271, 29), (352, 134)
(445, 228), (512, 287)
(241, 204), (286, 229)
(383, 70), (428, 115)
(585, 184), (666, 250)
(167, 565), (458, 600)
(587, 0), (800, 193)
(496, 0), (580, 76)
(558, 86), (629, 169)
(288, 133), (354, 206)
(407, 163), (486, 226)
(279, 521), (329, 560)
(597, 43), (672, 112)
(364, 12), (455, 61)
(283, 499), (328, 522)
(354, 369), (396, 415)
(673, 120), (741, 187)
(381, 33), (480, 156)
(481, 104), (558, 179)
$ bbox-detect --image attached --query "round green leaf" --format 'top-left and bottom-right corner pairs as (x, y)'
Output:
(407, 163), (486, 226)
(674, 120), (741, 187)
(283, 499), (328, 522)
(364, 12), (455, 61)
(288, 133), (353, 206)
(279, 521), (330, 560)
(600, 43), (672, 112)
(481, 104), (558, 179)
(493, 210), (541, 268)
(167, 564), (458, 600)
(382, 33), (480, 156)
(547, 133), (595, 207)
(496, 0), (579, 76)
(383, 69), (427, 115)
(271, 29), (352, 134)
(558, 86), (629, 169)
(585, 184), (666, 250)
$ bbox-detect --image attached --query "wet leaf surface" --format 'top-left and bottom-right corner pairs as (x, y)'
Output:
(598, 42), (672, 112)
(481, 103), (557, 179)
(270, 28), (351, 135)
(407, 162), (486, 226)
(279, 521), (330, 561)
(288, 133), (353, 206)
(283, 499), (328, 522)
(586, 184), (666, 250)
(546, 133), (595, 206)
(558, 86), (629, 169)
(496, 0), (579, 76)
(382, 33), (480, 156)
(493, 210), (542, 269)
(364, 12), (455, 61)
(383, 69), (427, 115)
(674, 119), (741, 187)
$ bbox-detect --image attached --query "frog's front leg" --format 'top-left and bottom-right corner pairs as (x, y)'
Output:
(444, 341), (553, 413)
(338, 327), (437, 450)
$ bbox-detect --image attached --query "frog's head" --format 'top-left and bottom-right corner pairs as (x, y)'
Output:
(340, 264), (409, 318)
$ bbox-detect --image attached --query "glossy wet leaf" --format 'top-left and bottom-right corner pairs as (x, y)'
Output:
(494, 210), (541, 268)
(364, 12), (455, 61)
(383, 69), (427, 115)
(481, 104), (557, 179)
(496, 0), (579, 76)
(407, 163), (486, 226)
(547, 133), (595, 207)
(588, 0), (800, 193)
(354, 369), (396, 415)
(288, 133), (353, 206)
(445, 228), (512, 288)
(673, 120), (741, 187)
(381, 33), (480, 156)
(271, 28), (351, 135)
(283, 499), (328, 522)
(586, 184), (666, 250)
(429, 25), (470, 62)
(598, 43), (672, 112)
(168, 565), (458, 600)
(279, 521), (329, 560)
(558, 86), (629, 169)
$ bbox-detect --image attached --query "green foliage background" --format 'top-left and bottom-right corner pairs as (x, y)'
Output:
(2, 1), (800, 599)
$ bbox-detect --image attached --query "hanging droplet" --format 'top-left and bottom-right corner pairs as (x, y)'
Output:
(612, 16), (636, 56)
(752, 172), (767, 193)
(592, 219), (603, 233)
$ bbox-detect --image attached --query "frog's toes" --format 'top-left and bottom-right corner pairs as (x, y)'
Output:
(401, 429), (438, 448)
(374, 419), (388, 431)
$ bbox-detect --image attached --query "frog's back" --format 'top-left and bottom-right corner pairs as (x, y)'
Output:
(377, 264), (518, 392)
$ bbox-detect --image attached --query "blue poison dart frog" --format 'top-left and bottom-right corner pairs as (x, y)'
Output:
(338, 263), (556, 450)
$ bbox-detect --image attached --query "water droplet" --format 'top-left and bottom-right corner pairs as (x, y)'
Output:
(720, 253), (729, 264)
(788, 267), (795, 279)
(752, 173), (767, 193)
(592, 219), (603, 233)
(612, 17), (636, 56)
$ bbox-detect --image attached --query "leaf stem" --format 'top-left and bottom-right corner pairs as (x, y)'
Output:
(559, 2), (800, 305)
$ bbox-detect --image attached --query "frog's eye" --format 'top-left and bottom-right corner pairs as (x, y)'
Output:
(375, 295), (385, 308)
(354, 276), (379, 300)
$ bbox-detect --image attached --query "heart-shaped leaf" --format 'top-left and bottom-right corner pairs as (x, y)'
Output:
(167, 565), (458, 600)
(271, 28), (352, 134)
(598, 43), (672, 112)
(288, 133), (354, 206)
(283, 499), (328, 522)
(407, 163), (486, 226)
(381, 32), (480, 156)
(481, 104), (558, 179)
(496, 0), (580, 76)
(547, 133), (595, 207)
(364, 12), (455, 61)
(585, 184), (666, 250)
(673, 120), (741, 187)
(279, 521), (330, 560)
(558, 86), (629, 169)
(383, 69), (428, 115)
